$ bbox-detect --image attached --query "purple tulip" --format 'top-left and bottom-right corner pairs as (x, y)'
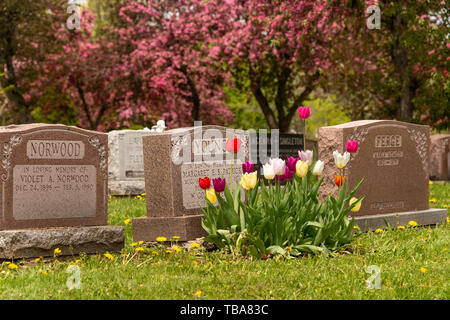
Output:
(298, 150), (313, 165)
(287, 156), (299, 172)
(242, 161), (254, 174)
(212, 177), (226, 193)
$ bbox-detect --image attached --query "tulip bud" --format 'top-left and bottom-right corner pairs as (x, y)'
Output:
(212, 177), (226, 193)
(295, 160), (309, 178)
(226, 137), (242, 153)
(205, 189), (217, 204)
(262, 163), (275, 180)
(349, 197), (362, 213)
(199, 177), (211, 190)
(312, 160), (324, 176)
(287, 156), (299, 172)
(297, 106), (311, 119)
(346, 140), (359, 153)
(242, 161), (254, 174)
(333, 151), (350, 169)
(298, 150), (313, 165)
(239, 171), (258, 190)
(269, 158), (286, 176)
(334, 175), (346, 187)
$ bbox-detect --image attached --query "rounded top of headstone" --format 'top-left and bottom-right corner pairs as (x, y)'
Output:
(0, 123), (105, 135)
(321, 120), (429, 130)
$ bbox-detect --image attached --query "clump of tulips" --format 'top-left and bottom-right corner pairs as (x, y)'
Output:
(200, 109), (364, 258)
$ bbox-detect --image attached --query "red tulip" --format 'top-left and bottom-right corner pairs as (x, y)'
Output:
(226, 137), (242, 153)
(335, 175), (346, 187)
(199, 177), (211, 190)
(346, 139), (359, 153)
(297, 106), (311, 120)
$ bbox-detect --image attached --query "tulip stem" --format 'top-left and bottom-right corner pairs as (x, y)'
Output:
(230, 162), (233, 192)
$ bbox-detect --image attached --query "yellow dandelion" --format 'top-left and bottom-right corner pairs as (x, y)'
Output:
(442, 204), (448, 208)
(141, 193), (146, 196)
(408, 221), (418, 227)
(195, 290), (202, 297)
(420, 267), (427, 274)
(353, 225), (359, 229)
(208, 261), (213, 266)
(156, 236), (167, 242)
(429, 180), (433, 185)
(375, 228), (383, 233)
(8, 263), (18, 270)
(124, 218), (131, 225)
(131, 242), (138, 247)
(426, 229), (432, 233)
(447, 217), (450, 223)
(192, 260), (199, 265)
(416, 237), (422, 240)
(35, 257), (42, 263)
(104, 253), (115, 261)
(191, 242), (200, 248)
(152, 251), (159, 255)
(75, 259), (81, 263)
(222, 260), (229, 264)
(166, 250), (174, 254)
(42, 270), (48, 276)
(138, 240), (144, 245)
(135, 247), (144, 252)
(136, 195), (142, 200)
(172, 236), (180, 240)
(285, 246), (292, 252)
(54, 248), (62, 255)
(357, 243), (363, 247)
(397, 225), (405, 230)
(443, 248), (448, 252)
(429, 198), (437, 203)
(172, 246), (181, 253)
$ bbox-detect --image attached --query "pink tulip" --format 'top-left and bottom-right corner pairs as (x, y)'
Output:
(297, 106), (311, 120)
(345, 140), (359, 153)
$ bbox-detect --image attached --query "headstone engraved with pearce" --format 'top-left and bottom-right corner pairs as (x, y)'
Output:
(318, 120), (447, 231)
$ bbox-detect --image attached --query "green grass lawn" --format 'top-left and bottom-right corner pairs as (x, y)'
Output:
(0, 183), (448, 300)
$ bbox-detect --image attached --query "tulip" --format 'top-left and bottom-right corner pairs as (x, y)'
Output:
(349, 197), (362, 213)
(205, 189), (217, 204)
(312, 160), (324, 176)
(334, 175), (346, 187)
(346, 139), (359, 153)
(198, 177), (211, 190)
(298, 150), (313, 165)
(262, 163), (275, 180)
(287, 156), (299, 172)
(282, 166), (294, 181)
(226, 137), (242, 153)
(297, 106), (311, 119)
(333, 151), (350, 169)
(269, 158), (286, 176)
(212, 177), (226, 193)
(295, 160), (309, 178)
(239, 171), (258, 190)
(242, 161), (254, 174)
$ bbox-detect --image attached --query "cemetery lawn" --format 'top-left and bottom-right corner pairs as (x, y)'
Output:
(0, 183), (448, 300)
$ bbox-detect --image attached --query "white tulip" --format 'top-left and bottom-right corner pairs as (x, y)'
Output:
(333, 151), (351, 169)
(312, 160), (324, 176)
(262, 163), (275, 180)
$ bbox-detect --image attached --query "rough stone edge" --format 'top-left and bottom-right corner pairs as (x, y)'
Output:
(108, 180), (145, 196)
(0, 225), (124, 259)
(354, 208), (447, 231)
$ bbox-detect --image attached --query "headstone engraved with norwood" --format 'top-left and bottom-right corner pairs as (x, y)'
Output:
(132, 125), (249, 242)
(0, 124), (124, 259)
(318, 120), (447, 231)
(429, 134), (450, 181)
